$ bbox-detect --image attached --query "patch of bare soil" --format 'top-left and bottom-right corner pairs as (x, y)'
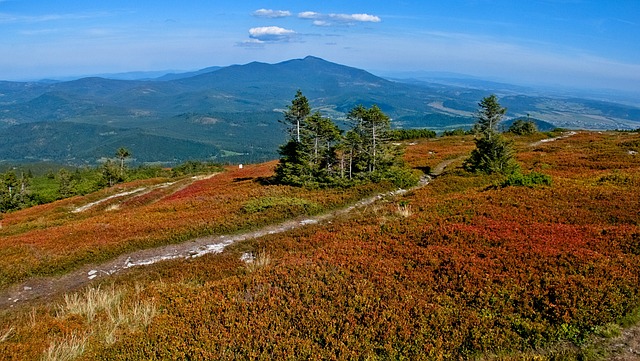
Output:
(606, 325), (640, 360)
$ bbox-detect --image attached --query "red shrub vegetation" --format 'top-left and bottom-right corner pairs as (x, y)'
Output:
(1, 132), (639, 360)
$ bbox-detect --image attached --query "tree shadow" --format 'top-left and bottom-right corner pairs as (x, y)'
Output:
(233, 177), (255, 183)
(414, 166), (431, 175)
(256, 176), (277, 186)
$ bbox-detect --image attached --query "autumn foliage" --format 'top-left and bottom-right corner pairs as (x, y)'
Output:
(1, 131), (639, 360)
(0, 162), (391, 288)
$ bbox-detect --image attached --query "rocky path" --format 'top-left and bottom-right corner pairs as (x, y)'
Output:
(608, 326), (640, 360)
(0, 157), (445, 309)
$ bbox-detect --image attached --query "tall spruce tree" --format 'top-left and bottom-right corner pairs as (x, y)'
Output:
(283, 89), (310, 143)
(116, 147), (131, 173)
(303, 111), (341, 175)
(347, 105), (392, 173)
(465, 95), (518, 174)
(275, 91), (315, 186)
(473, 94), (506, 137)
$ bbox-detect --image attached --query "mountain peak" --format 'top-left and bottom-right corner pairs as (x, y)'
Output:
(302, 55), (325, 62)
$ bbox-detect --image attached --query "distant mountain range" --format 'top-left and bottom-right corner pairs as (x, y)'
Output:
(1, 56), (639, 166)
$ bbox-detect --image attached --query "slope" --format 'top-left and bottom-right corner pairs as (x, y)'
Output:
(1, 131), (639, 360)
(0, 122), (221, 164)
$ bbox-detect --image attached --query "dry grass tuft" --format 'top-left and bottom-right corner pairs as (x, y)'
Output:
(58, 285), (123, 322)
(44, 284), (158, 357)
(0, 326), (14, 342)
(396, 202), (412, 218)
(245, 249), (272, 272)
(43, 334), (86, 361)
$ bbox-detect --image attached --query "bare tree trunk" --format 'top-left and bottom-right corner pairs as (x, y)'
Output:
(372, 124), (376, 173)
(315, 137), (319, 165)
(349, 149), (353, 179)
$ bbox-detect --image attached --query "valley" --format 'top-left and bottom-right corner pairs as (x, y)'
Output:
(1, 57), (639, 166)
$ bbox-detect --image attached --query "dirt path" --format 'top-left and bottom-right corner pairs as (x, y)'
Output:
(608, 326), (640, 360)
(529, 130), (578, 147)
(0, 161), (445, 309)
(0, 134), (576, 308)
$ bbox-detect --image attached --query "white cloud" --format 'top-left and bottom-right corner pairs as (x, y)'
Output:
(298, 11), (322, 20)
(249, 26), (295, 42)
(19, 28), (60, 36)
(252, 9), (292, 19)
(330, 13), (381, 23)
(298, 11), (381, 26)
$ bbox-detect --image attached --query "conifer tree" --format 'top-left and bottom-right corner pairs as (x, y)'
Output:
(275, 91), (314, 186)
(116, 147), (131, 173)
(465, 95), (518, 174)
(473, 94), (506, 137)
(347, 104), (392, 173)
(283, 89), (310, 143)
(303, 111), (341, 173)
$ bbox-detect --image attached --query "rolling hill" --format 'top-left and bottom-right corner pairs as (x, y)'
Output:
(0, 131), (639, 359)
(1, 56), (639, 165)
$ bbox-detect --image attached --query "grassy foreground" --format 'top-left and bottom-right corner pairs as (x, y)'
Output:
(1, 131), (639, 360)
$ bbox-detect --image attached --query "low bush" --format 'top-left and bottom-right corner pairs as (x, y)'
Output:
(369, 166), (421, 189)
(441, 128), (472, 136)
(500, 171), (552, 188)
(242, 196), (321, 215)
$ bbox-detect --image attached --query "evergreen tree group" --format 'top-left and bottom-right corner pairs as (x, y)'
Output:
(0, 170), (32, 212)
(275, 90), (415, 187)
(508, 117), (538, 135)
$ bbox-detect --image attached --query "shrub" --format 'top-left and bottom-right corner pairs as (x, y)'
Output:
(369, 167), (420, 189)
(242, 197), (321, 215)
(500, 171), (552, 188)
(388, 128), (437, 140)
(441, 128), (471, 137)
(509, 119), (538, 135)
(171, 161), (222, 177)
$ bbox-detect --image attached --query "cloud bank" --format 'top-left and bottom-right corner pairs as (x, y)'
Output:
(243, 9), (381, 46)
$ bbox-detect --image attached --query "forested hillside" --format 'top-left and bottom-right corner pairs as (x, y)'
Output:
(1, 57), (639, 165)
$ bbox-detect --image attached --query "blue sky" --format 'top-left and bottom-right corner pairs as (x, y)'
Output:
(1, 0), (639, 92)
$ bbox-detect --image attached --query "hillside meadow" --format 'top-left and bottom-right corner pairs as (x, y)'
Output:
(0, 131), (639, 360)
